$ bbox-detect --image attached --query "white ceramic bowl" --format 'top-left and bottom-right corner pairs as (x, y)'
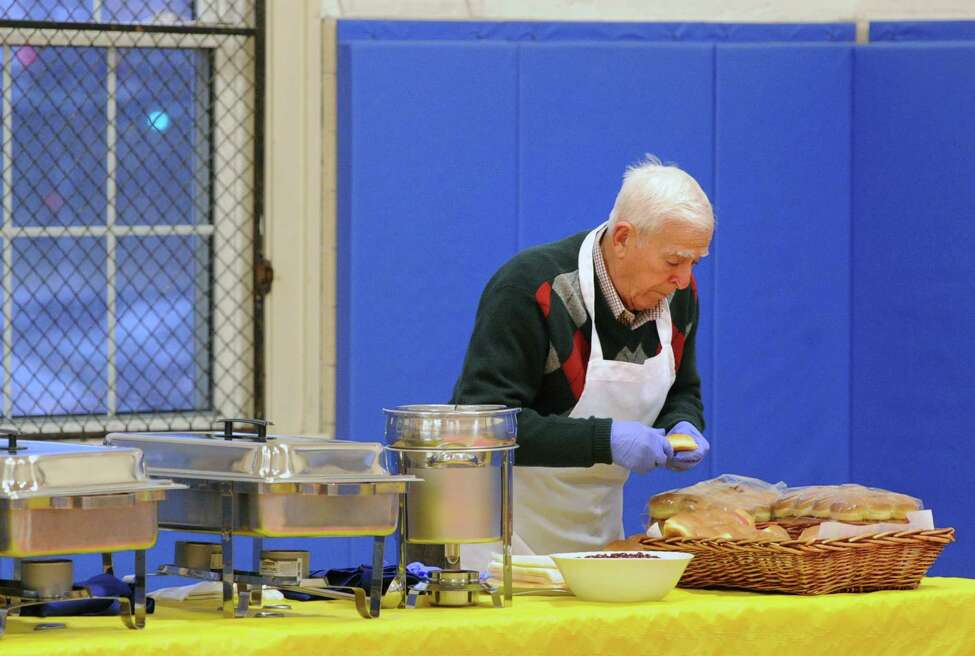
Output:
(550, 550), (693, 602)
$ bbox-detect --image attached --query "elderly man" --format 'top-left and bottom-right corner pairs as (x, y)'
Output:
(452, 155), (714, 563)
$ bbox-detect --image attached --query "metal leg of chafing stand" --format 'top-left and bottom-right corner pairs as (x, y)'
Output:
(397, 536), (408, 609)
(0, 569), (9, 637)
(220, 483), (245, 618)
(502, 448), (513, 607)
(119, 549), (147, 630)
(397, 485), (408, 608)
(250, 538), (264, 608)
(2, 561), (16, 637)
(369, 535), (384, 618)
(102, 552), (114, 576)
(134, 549), (147, 628)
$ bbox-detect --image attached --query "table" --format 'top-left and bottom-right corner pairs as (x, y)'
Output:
(2, 577), (974, 656)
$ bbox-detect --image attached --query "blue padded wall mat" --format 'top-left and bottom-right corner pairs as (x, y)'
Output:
(713, 44), (853, 487)
(514, 41), (717, 535)
(337, 40), (519, 440)
(516, 43), (714, 249)
(871, 20), (975, 41)
(853, 43), (975, 577)
(338, 20), (855, 43)
(336, 40), (519, 568)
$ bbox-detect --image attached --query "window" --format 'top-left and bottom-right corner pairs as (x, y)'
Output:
(0, 0), (262, 434)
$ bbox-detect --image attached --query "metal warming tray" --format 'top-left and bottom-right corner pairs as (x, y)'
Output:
(105, 421), (417, 537)
(1, 433), (181, 558)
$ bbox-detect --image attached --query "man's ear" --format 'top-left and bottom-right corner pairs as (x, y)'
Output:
(610, 221), (635, 256)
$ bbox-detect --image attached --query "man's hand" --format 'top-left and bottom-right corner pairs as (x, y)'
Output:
(610, 421), (674, 474)
(666, 421), (709, 472)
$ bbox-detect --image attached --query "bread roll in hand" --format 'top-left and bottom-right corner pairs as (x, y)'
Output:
(666, 433), (698, 452)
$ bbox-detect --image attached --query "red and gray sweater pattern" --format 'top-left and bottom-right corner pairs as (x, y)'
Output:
(452, 230), (704, 468)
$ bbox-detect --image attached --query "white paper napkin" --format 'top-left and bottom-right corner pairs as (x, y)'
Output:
(149, 581), (285, 602)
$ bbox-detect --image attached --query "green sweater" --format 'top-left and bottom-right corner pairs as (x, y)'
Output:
(451, 229), (705, 468)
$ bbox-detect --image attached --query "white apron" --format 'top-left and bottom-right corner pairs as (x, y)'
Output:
(462, 224), (677, 572)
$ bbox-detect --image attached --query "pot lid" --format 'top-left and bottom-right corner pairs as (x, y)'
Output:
(383, 404), (520, 449)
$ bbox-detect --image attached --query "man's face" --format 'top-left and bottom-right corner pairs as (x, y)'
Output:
(605, 220), (712, 311)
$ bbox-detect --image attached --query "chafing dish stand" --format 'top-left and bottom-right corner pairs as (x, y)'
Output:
(155, 483), (386, 619)
(1, 550), (149, 637)
(1, 429), (179, 637)
(393, 447), (513, 609)
(109, 419), (418, 620)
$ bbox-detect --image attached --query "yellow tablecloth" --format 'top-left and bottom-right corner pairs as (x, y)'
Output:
(3, 577), (975, 656)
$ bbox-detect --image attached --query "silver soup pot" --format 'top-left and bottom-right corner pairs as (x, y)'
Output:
(383, 405), (518, 544)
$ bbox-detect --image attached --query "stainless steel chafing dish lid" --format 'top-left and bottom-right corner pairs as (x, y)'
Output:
(104, 430), (411, 484)
(1, 436), (182, 500)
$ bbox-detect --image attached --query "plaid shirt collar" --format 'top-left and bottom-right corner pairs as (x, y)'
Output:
(593, 226), (666, 330)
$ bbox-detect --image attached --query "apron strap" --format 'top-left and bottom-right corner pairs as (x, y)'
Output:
(577, 224), (606, 362)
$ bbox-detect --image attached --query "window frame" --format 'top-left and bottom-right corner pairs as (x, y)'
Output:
(0, 25), (256, 434)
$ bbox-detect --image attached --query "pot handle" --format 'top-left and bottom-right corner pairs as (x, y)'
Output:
(426, 451), (483, 467)
(214, 418), (273, 442)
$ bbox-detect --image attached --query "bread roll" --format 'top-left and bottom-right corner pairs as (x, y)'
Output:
(829, 499), (866, 522)
(662, 509), (756, 540)
(758, 525), (791, 541)
(811, 498), (834, 519)
(662, 509), (794, 541)
(888, 492), (921, 519)
(648, 492), (716, 521)
(775, 484), (922, 522)
(772, 494), (798, 519)
(603, 535), (649, 551)
(797, 525), (821, 542)
(791, 488), (820, 518)
(649, 475), (783, 523)
(751, 506), (772, 522)
(666, 433), (698, 452)
(862, 495), (891, 521)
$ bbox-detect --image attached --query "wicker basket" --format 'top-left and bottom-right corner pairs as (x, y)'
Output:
(638, 528), (955, 595)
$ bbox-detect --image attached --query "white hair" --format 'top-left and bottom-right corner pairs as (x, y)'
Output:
(607, 154), (714, 237)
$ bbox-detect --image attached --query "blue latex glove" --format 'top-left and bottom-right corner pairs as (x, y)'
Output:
(666, 421), (710, 472)
(405, 561), (441, 580)
(610, 421), (673, 474)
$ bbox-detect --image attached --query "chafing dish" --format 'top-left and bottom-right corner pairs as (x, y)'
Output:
(1, 430), (181, 636)
(105, 419), (418, 619)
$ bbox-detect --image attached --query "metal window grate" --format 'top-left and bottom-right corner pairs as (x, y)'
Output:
(0, 0), (263, 436)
